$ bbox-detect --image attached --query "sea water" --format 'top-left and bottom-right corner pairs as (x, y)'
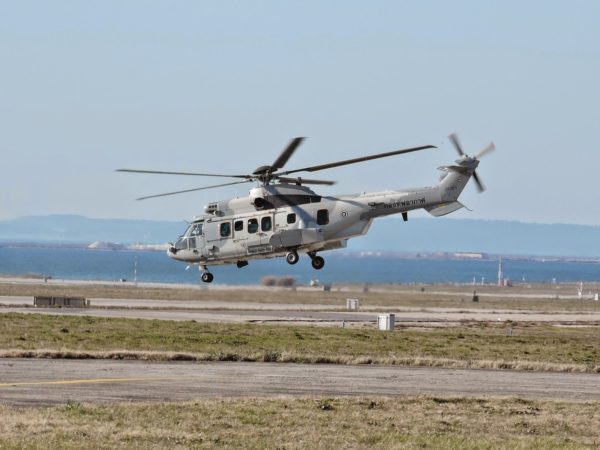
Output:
(1, 247), (599, 286)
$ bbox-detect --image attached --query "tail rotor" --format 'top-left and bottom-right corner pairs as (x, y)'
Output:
(448, 133), (495, 192)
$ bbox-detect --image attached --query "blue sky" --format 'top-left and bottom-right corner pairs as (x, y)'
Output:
(1, 1), (599, 224)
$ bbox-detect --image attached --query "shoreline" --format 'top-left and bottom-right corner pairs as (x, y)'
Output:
(2, 273), (600, 293)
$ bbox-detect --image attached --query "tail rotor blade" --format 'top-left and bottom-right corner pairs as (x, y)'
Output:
(475, 142), (496, 159)
(448, 133), (465, 156)
(472, 171), (485, 192)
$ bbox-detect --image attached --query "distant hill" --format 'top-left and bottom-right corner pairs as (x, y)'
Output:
(0, 215), (181, 244)
(1, 214), (600, 257)
(354, 218), (600, 257)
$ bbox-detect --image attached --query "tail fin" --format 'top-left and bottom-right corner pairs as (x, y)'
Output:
(437, 161), (477, 203)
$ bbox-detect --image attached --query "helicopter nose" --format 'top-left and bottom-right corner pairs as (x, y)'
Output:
(167, 244), (178, 259)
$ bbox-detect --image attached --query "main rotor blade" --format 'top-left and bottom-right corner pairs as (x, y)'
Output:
(475, 142), (496, 159)
(472, 171), (485, 192)
(135, 180), (252, 201)
(280, 145), (436, 175)
(276, 176), (336, 186)
(270, 137), (305, 171)
(116, 169), (250, 179)
(448, 133), (465, 156)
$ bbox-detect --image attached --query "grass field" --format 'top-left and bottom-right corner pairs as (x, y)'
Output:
(3, 282), (600, 311)
(2, 313), (599, 371)
(1, 396), (599, 449)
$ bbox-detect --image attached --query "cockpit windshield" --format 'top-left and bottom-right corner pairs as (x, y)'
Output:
(180, 223), (203, 237)
(175, 222), (204, 250)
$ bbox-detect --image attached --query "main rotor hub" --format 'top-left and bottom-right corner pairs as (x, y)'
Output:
(252, 165), (272, 176)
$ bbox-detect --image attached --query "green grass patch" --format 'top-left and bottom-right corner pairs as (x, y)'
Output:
(1, 396), (599, 449)
(1, 313), (600, 370)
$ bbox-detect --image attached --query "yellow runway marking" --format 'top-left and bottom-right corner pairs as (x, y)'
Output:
(0, 376), (186, 387)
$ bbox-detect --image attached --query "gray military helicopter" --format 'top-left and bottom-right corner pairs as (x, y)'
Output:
(118, 133), (494, 283)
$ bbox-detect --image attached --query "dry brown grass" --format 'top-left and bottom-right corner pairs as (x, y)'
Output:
(1, 348), (598, 373)
(1, 396), (599, 449)
(2, 313), (600, 372)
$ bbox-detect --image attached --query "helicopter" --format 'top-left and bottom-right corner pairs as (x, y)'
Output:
(118, 133), (494, 283)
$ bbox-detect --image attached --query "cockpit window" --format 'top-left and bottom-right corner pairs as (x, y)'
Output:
(190, 223), (203, 236)
(183, 223), (203, 237)
(174, 237), (188, 250)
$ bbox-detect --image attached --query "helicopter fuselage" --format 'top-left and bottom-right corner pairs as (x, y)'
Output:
(167, 156), (476, 269)
(118, 133), (492, 283)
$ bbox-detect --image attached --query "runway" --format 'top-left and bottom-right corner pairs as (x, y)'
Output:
(1, 359), (599, 406)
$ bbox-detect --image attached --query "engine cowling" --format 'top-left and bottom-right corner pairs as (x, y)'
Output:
(253, 197), (267, 210)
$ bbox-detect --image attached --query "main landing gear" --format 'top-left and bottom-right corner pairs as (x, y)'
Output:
(309, 252), (325, 270)
(200, 265), (214, 283)
(286, 250), (325, 270)
(286, 250), (299, 265)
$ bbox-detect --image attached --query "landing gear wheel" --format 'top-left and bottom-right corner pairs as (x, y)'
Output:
(286, 251), (299, 265)
(201, 272), (214, 283)
(311, 256), (325, 270)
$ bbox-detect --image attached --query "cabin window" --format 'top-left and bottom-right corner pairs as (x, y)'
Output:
(287, 213), (296, 224)
(248, 218), (259, 233)
(220, 222), (231, 238)
(234, 220), (243, 232)
(261, 216), (272, 232)
(317, 209), (329, 225)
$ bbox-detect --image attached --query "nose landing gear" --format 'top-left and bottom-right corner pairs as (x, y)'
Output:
(201, 272), (214, 283)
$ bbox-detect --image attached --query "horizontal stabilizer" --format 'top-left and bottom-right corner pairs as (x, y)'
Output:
(438, 165), (471, 174)
(426, 201), (465, 217)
